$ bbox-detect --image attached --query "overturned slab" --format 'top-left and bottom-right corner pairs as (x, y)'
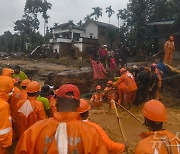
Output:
(45, 67), (96, 94)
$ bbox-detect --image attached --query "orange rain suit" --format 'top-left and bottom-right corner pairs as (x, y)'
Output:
(85, 120), (125, 153)
(164, 40), (175, 65)
(15, 112), (108, 154)
(20, 89), (28, 100)
(48, 96), (57, 116)
(114, 71), (137, 105)
(104, 87), (118, 109)
(16, 96), (46, 138)
(90, 92), (104, 107)
(0, 76), (14, 153)
(135, 130), (180, 154)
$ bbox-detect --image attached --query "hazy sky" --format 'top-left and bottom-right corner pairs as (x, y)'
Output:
(0, 0), (128, 35)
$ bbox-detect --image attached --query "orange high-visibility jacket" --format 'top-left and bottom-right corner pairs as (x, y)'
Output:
(15, 112), (108, 154)
(135, 130), (180, 154)
(16, 96), (46, 137)
(0, 99), (12, 153)
(114, 71), (137, 93)
(49, 96), (57, 115)
(86, 120), (125, 153)
(20, 89), (28, 100)
(9, 87), (21, 121)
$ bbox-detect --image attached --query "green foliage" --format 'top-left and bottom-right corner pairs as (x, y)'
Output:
(118, 0), (180, 55)
(106, 6), (115, 24)
(90, 7), (103, 21)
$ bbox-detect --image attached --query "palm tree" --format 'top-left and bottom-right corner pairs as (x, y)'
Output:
(84, 15), (91, 22)
(90, 7), (103, 21)
(106, 6), (115, 24)
(77, 20), (83, 27)
(53, 23), (59, 27)
(117, 10), (121, 28)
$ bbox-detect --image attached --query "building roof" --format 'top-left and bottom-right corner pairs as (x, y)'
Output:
(51, 22), (85, 31)
(84, 19), (118, 29)
(148, 19), (175, 26)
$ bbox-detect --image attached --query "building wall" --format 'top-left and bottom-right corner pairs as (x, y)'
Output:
(85, 22), (98, 39)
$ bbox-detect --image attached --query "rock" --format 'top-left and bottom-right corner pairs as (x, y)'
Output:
(45, 67), (96, 94)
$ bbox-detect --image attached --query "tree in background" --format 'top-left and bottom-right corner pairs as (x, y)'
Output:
(90, 7), (103, 21)
(117, 10), (121, 28)
(77, 20), (83, 27)
(84, 15), (92, 22)
(13, 0), (52, 52)
(106, 6), (115, 24)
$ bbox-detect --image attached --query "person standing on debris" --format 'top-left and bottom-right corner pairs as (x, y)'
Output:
(0, 76), (14, 153)
(135, 99), (180, 154)
(90, 58), (107, 82)
(90, 85), (104, 107)
(99, 45), (108, 67)
(37, 85), (52, 117)
(16, 81), (46, 138)
(164, 36), (175, 65)
(114, 68), (137, 109)
(149, 65), (159, 99)
(77, 99), (127, 153)
(12, 65), (28, 82)
(15, 84), (108, 154)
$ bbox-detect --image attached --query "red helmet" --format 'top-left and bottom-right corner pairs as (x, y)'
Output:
(77, 99), (91, 113)
(56, 84), (80, 100)
(142, 99), (167, 122)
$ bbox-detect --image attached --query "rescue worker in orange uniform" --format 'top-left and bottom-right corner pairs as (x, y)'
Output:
(0, 76), (14, 153)
(48, 89), (57, 116)
(20, 79), (31, 100)
(16, 81), (46, 138)
(77, 99), (127, 154)
(114, 68), (137, 109)
(164, 36), (175, 65)
(90, 85), (104, 107)
(15, 84), (108, 154)
(135, 99), (180, 154)
(1, 68), (14, 78)
(104, 80), (118, 110)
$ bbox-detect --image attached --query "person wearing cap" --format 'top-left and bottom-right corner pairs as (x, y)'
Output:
(0, 76), (14, 153)
(16, 81), (46, 138)
(104, 81), (118, 110)
(77, 99), (127, 153)
(131, 65), (139, 80)
(164, 36), (175, 65)
(37, 85), (52, 117)
(15, 84), (108, 154)
(114, 68), (137, 109)
(135, 99), (180, 153)
(2, 68), (14, 78)
(90, 85), (104, 107)
(12, 65), (28, 82)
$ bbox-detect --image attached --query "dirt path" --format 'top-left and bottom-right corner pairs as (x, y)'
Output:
(89, 102), (180, 153)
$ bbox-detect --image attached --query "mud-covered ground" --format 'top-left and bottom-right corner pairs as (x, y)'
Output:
(1, 58), (179, 154)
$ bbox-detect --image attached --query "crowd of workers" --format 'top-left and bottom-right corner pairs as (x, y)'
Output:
(0, 62), (179, 154)
(0, 36), (178, 153)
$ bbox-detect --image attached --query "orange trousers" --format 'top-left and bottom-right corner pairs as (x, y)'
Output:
(164, 51), (173, 65)
(124, 90), (136, 105)
(0, 146), (7, 154)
